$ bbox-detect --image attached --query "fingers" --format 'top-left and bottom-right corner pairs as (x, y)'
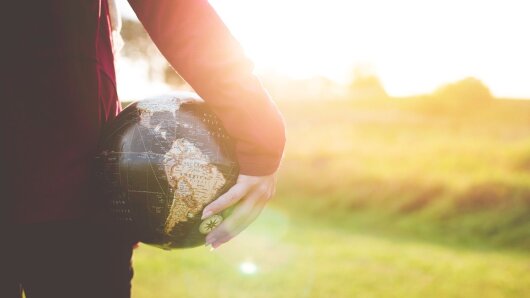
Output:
(200, 174), (277, 249)
(205, 188), (268, 249)
(201, 182), (250, 219)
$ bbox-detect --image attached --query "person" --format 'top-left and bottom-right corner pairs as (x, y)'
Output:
(0, 0), (286, 297)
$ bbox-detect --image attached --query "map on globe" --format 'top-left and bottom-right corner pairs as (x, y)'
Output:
(96, 93), (239, 248)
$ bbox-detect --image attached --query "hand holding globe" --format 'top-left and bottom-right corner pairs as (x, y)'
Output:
(96, 91), (278, 250)
(202, 173), (277, 249)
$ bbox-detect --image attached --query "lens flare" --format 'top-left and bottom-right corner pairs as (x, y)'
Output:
(239, 261), (258, 275)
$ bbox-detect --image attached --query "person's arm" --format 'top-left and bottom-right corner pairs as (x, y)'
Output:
(127, 0), (286, 248)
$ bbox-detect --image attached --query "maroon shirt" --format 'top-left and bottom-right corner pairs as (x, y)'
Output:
(1, 0), (286, 224)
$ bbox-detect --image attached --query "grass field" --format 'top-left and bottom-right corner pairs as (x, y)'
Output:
(132, 206), (529, 298)
(131, 96), (530, 297)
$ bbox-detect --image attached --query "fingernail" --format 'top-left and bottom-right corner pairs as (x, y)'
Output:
(206, 237), (216, 245)
(201, 210), (212, 220)
(209, 245), (216, 252)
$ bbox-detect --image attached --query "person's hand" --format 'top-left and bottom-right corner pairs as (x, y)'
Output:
(201, 173), (277, 249)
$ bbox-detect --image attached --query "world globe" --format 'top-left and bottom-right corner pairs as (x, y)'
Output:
(95, 92), (239, 249)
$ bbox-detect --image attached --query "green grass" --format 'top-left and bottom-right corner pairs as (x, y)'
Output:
(132, 205), (530, 298)
(275, 98), (530, 250)
(131, 97), (530, 297)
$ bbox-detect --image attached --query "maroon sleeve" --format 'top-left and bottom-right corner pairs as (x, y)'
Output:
(127, 0), (286, 176)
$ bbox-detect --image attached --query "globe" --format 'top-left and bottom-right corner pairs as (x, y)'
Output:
(95, 91), (239, 249)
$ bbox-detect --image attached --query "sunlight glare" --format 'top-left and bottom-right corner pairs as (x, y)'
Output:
(210, 0), (530, 98)
(117, 0), (530, 98)
(239, 261), (258, 275)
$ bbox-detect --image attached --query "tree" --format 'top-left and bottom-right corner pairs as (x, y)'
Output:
(120, 19), (186, 87)
(348, 67), (388, 100)
(432, 77), (493, 103)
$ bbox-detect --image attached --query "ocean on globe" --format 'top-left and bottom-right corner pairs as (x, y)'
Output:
(95, 91), (239, 249)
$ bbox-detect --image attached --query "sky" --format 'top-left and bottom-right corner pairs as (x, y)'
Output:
(117, 0), (530, 98)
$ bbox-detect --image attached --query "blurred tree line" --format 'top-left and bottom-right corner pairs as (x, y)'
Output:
(348, 68), (493, 111)
(122, 18), (493, 106)
(348, 67), (388, 100)
(120, 19), (186, 87)
(431, 77), (493, 103)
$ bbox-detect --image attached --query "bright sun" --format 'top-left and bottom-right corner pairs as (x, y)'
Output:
(118, 0), (530, 98)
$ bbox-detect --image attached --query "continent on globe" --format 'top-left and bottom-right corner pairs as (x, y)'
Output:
(163, 138), (226, 235)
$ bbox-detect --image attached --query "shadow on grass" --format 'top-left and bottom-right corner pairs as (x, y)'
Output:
(272, 195), (530, 257)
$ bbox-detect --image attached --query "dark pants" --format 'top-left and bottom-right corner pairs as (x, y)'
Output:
(0, 219), (135, 298)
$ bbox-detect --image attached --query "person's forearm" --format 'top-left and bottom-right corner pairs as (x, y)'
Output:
(127, 0), (286, 176)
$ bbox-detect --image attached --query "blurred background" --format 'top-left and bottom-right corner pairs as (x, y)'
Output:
(115, 1), (529, 297)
